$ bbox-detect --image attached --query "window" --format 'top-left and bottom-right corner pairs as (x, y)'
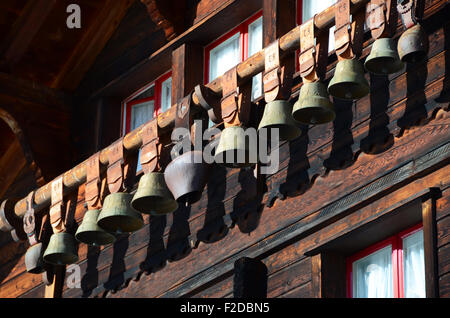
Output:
(205, 12), (263, 102)
(121, 71), (172, 171)
(121, 71), (172, 136)
(346, 223), (426, 298)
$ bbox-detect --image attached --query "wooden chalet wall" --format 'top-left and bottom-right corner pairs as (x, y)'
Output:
(0, 0), (448, 298)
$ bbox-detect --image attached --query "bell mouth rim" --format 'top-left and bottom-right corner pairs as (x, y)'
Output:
(214, 149), (257, 169)
(131, 195), (178, 215)
(43, 253), (79, 265)
(292, 107), (336, 125)
(328, 82), (370, 100)
(258, 123), (302, 141)
(399, 51), (428, 64)
(75, 231), (116, 246)
(364, 57), (404, 75)
(97, 215), (144, 233)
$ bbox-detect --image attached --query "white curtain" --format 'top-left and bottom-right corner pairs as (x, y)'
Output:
(160, 77), (172, 113)
(131, 101), (154, 171)
(403, 230), (426, 298)
(248, 17), (263, 100)
(352, 245), (393, 298)
(302, 0), (336, 51)
(209, 32), (240, 81)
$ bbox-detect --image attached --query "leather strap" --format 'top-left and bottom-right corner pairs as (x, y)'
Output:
(299, 16), (329, 82)
(49, 176), (65, 233)
(397, 0), (417, 29)
(334, 0), (365, 59)
(23, 191), (38, 246)
(107, 138), (125, 194)
(263, 40), (294, 102)
(220, 67), (251, 127)
(194, 84), (221, 124)
(85, 153), (102, 210)
(140, 118), (161, 174)
(366, 0), (393, 39)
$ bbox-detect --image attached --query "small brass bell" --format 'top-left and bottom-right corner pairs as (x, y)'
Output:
(43, 232), (79, 265)
(97, 192), (144, 234)
(214, 126), (257, 168)
(75, 209), (116, 246)
(397, 24), (429, 63)
(328, 59), (369, 100)
(365, 38), (404, 75)
(132, 172), (178, 215)
(25, 242), (45, 274)
(292, 81), (335, 125)
(258, 100), (301, 141)
(164, 151), (210, 205)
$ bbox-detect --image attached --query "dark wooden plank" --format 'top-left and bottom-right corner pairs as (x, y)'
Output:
(278, 281), (312, 298)
(267, 257), (311, 297)
(439, 272), (450, 298)
(437, 215), (450, 248)
(438, 243), (450, 277)
(0, 0), (56, 70)
(263, 0), (296, 46)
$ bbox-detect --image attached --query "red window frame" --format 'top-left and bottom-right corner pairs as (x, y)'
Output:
(204, 11), (263, 84)
(346, 223), (424, 298)
(121, 71), (172, 135)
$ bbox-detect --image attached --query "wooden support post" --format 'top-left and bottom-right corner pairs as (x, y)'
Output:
(263, 0), (297, 46)
(422, 195), (439, 298)
(311, 253), (347, 298)
(233, 257), (268, 298)
(44, 265), (66, 298)
(171, 43), (204, 104)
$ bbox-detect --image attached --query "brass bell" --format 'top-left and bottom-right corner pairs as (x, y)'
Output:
(43, 232), (79, 265)
(328, 58), (369, 100)
(25, 242), (45, 274)
(97, 193), (144, 234)
(75, 209), (116, 246)
(164, 151), (210, 205)
(397, 24), (429, 63)
(214, 126), (257, 168)
(292, 81), (335, 125)
(365, 38), (404, 75)
(258, 100), (302, 141)
(132, 172), (178, 215)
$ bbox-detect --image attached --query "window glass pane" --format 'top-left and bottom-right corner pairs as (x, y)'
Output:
(302, 0), (336, 51)
(160, 76), (172, 113)
(131, 101), (154, 171)
(352, 245), (393, 298)
(248, 17), (263, 100)
(403, 229), (426, 298)
(209, 32), (241, 81)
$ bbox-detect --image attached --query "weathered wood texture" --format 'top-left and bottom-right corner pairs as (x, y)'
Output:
(1, 0), (449, 299)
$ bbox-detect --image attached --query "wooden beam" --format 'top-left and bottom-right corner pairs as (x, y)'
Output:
(51, 0), (133, 91)
(233, 257), (267, 297)
(44, 266), (65, 298)
(141, 0), (186, 41)
(171, 43), (204, 104)
(422, 196), (440, 298)
(0, 0), (56, 71)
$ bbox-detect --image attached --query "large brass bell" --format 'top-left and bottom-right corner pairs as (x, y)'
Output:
(164, 151), (210, 205)
(43, 232), (79, 265)
(97, 193), (144, 234)
(25, 243), (45, 273)
(292, 81), (335, 125)
(75, 209), (116, 246)
(328, 59), (369, 100)
(397, 24), (429, 63)
(132, 172), (178, 215)
(214, 126), (257, 168)
(258, 100), (301, 141)
(365, 38), (404, 74)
